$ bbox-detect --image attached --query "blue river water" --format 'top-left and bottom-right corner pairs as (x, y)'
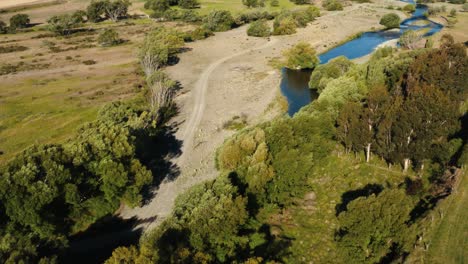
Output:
(281, 1), (443, 115)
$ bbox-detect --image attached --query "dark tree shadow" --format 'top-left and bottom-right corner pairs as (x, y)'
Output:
(335, 183), (384, 216)
(63, 215), (157, 264)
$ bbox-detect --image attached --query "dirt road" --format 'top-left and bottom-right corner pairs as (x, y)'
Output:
(119, 36), (279, 230)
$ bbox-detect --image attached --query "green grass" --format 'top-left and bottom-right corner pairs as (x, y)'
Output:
(424, 169), (468, 264)
(266, 152), (409, 263)
(0, 71), (138, 165)
(196, 0), (298, 15)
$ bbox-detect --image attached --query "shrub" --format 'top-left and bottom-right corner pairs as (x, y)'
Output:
(10, 14), (30, 30)
(235, 10), (274, 25)
(98, 28), (122, 46)
(179, 0), (200, 9)
(283, 42), (319, 69)
(83, 60), (97, 65)
(247, 19), (271, 37)
(399, 30), (422, 49)
(273, 16), (297, 35)
(180, 9), (202, 22)
(305, 5), (321, 19)
(72, 10), (87, 23)
(0, 45), (28, 54)
(105, 0), (132, 21)
(87, 0), (108, 22)
(183, 27), (213, 41)
(322, 0), (343, 11)
(47, 14), (79, 36)
(450, 8), (457, 16)
(270, 0), (279, 6)
(448, 0), (466, 3)
(290, 0), (310, 4)
(309, 56), (354, 92)
(203, 10), (234, 32)
(145, 0), (170, 18)
(243, 0), (265, 7)
(463, 3), (468, 11)
(0, 20), (7, 34)
(379, 13), (400, 28)
(403, 4), (416, 12)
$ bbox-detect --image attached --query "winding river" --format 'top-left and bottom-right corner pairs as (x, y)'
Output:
(281, 0), (444, 116)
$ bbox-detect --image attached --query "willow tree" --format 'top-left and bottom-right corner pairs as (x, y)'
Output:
(139, 27), (184, 76)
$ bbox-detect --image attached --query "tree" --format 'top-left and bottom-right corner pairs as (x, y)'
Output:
(87, 0), (109, 22)
(9, 14), (30, 30)
(179, 0), (200, 9)
(47, 14), (79, 36)
(309, 56), (353, 92)
(146, 70), (177, 120)
(98, 28), (122, 46)
(283, 42), (319, 70)
(403, 4), (415, 12)
(203, 10), (234, 32)
(139, 27), (184, 76)
(463, 3), (468, 11)
(450, 8), (457, 17)
(379, 13), (400, 29)
(322, 0), (343, 11)
(399, 30), (422, 49)
(247, 19), (271, 37)
(270, 0), (279, 6)
(336, 189), (416, 263)
(105, 0), (131, 21)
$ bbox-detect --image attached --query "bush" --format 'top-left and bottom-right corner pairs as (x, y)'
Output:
(283, 42), (319, 69)
(87, 0), (109, 22)
(323, 0), (343, 11)
(179, 0), (200, 9)
(183, 27), (213, 41)
(145, 0), (170, 18)
(309, 56), (354, 92)
(72, 10), (87, 23)
(448, 0), (466, 3)
(0, 20), (7, 34)
(10, 14), (30, 30)
(403, 4), (416, 12)
(463, 3), (468, 11)
(98, 29), (122, 46)
(450, 8), (457, 16)
(235, 10), (274, 25)
(243, 0), (265, 7)
(379, 13), (400, 28)
(270, 0), (279, 6)
(273, 16), (297, 35)
(290, 0), (310, 4)
(247, 19), (271, 37)
(0, 45), (28, 54)
(83, 60), (97, 65)
(180, 9), (202, 22)
(47, 14), (79, 36)
(203, 10), (235, 32)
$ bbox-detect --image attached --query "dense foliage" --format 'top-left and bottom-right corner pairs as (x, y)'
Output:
(107, 36), (467, 263)
(309, 56), (354, 92)
(379, 13), (400, 28)
(9, 14), (30, 30)
(0, 102), (156, 263)
(322, 0), (343, 11)
(47, 14), (80, 36)
(283, 42), (319, 69)
(202, 10), (235, 32)
(247, 19), (271, 37)
(98, 28), (122, 46)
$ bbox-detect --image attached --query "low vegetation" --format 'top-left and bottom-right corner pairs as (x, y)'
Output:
(379, 13), (401, 28)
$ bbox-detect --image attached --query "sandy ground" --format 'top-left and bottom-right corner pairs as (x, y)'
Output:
(119, 0), (407, 230)
(0, 0), (48, 9)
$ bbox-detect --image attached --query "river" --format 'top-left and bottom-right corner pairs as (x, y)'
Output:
(281, 0), (443, 116)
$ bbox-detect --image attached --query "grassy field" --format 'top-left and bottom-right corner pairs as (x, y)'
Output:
(424, 169), (468, 263)
(265, 152), (410, 263)
(196, 0), (298, 15)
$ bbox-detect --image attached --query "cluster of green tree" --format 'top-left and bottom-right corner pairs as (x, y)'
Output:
(106, 35), (467, 263)
(336, 37), (467, 172)
(44, 0), (130, 36)
(272, 6), (320, 35)
(145, 0), (200, 18)
(0, 101), (158, 263)
(0, 14), (30, 34)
